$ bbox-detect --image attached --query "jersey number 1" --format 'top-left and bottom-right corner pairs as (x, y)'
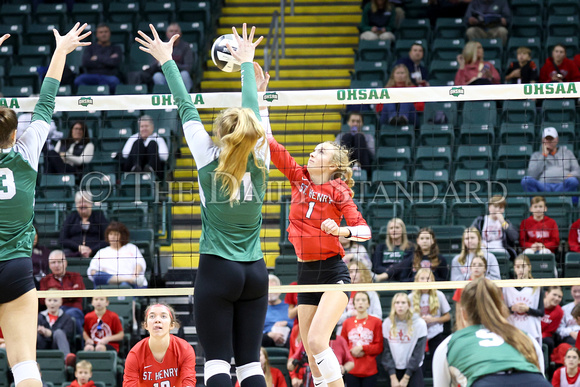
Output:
(0, 168), (16, 200)
(153, 381), (170, 387)
(305, 202), (315, 219)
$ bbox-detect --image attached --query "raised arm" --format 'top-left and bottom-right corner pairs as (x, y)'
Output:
(227, 24), (263, 120)
(17, 23), (91, 168)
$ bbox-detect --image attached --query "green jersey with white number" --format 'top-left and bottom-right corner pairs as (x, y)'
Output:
(162, 60), (269, 262)
(446, 324), (541, 387)
(0, 77), (59, 261)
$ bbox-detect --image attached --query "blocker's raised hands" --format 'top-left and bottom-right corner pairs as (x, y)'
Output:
(136, 24), (177, 65)
(227, 23), (263, 64)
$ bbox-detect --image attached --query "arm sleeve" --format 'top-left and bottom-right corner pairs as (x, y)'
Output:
(372, 244), (387, 274)
(527, 152), (544, 179)
(381, 338), (397, 376)
(552, 369), (561, 387)
(179, 342), (197, 386)
(570, 221), (580, 252)
(454, 69), (467, 86)
(362, 320), (384, 356)
(65, 142), (95, 166)
(359, 4), (372, 32)
(338, 189), (371, 241)
(505, 221), (519, 247)
(268, 137), (303, 182)
(405, 336), (427, 375)
(528, 288), (545, 317)
(432, 336), (453, 387)
(15, 77), (59, 168)
(155, 136), (169, 162)
(485, 253), (501, 280)
(240, 62), (260, 120)
(546, 220), (560, 252)
(434, 257), (449, 281)
(162, 60), (200, 123)
(122, 351), (140, 387)
(162, 60), (218, 170)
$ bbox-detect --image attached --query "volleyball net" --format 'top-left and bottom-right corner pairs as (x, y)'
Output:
(17, 81), (580, 301)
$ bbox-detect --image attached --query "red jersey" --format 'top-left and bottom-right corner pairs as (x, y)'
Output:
(569, 219), (580, 253)
(68, 381), (96, 387)
(39, 271), (85, 310)
(543, 305), (564, 339)
(124, 335), (196, 387)
(340, 315), (383, 378)
(83, 310), (123, 352)
(234, 367), (286, 387)
(519, 215), (560, 252)
(552, 366), (580, 387)
(540, 57), (580, 83)
(269, 138), (370, 261)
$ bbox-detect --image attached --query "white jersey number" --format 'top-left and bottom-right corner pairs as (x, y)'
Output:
(476, 328), (505, 347)
(0, 168), (16, 200)
(305, 202), (315, 219)
(153, 381), (170, 387)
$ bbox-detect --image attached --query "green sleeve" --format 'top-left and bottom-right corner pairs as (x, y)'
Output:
(359, 3), (372, 32)
(240, 62), (261, 121)
(32, 77), (60, 123)
(161, 60), (200, 123)
(386, 6), (396, 32)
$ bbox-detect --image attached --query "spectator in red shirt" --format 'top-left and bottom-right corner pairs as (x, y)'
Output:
(340, 292), (383, 386)
(284, 282), (298, 327)
(543, 286), (564, 358)
(67, 361), (95, 387)
(519, 196), (560, 254)
(83, 296), (123, 352)
(235, 348), (286, 387)
(568, 219), (580, 253)
(39, 250), (85, 334)
(540, 44), (580, 83)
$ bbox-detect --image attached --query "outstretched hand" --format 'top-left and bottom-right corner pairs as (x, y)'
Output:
(254, 62), (270, 92)
(54, 23), (91, 55)
(227, 23), (263, 64)
(0, 34), (10, 47)
(135, 24), (177, 66)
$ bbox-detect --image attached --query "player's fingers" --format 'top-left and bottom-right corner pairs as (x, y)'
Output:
(242, 23), (247, 41)
(137, 30), (153, 44)
(150, 24), (160, 41)
(248, 25), (255, 42)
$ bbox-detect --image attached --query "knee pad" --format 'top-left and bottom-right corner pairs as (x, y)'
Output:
(204, 359), (231, 385)
(236, 362), (263, 384)
(313, 348), (342, 383)
(12, 360), (41, 386)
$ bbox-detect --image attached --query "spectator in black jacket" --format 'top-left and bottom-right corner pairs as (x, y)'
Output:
(37, 294), (75, 357)
(59, 191), (109, 258)
(74, 24), (122, 93)
(372, 218), (415, 281)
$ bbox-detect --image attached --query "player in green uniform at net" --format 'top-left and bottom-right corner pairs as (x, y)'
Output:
(433, 277), (550, 387)
(0, 23), (91, 387)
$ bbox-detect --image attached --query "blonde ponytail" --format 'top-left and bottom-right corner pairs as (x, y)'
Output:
(326, 141), (355, 197)
(213, 108), (267, 202)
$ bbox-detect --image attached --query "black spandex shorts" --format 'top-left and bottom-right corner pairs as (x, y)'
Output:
(297, 255), (351, 306)
(0, 257), (35, 304)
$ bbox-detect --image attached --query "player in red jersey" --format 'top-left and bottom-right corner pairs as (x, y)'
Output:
(265, 96), (371, 387)
(123, 304), (196, 387)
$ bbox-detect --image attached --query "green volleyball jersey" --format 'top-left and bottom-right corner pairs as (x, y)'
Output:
(447, 324), (541, 387)
(0, 77), (58, 261)
(197, 154), (267, 260)
(162, 60), (269, 261)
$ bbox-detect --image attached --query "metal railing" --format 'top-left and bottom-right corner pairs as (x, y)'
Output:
(263, 0), (294, 80)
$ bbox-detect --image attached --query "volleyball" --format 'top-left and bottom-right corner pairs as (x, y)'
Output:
(211, 34), (241, 73)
